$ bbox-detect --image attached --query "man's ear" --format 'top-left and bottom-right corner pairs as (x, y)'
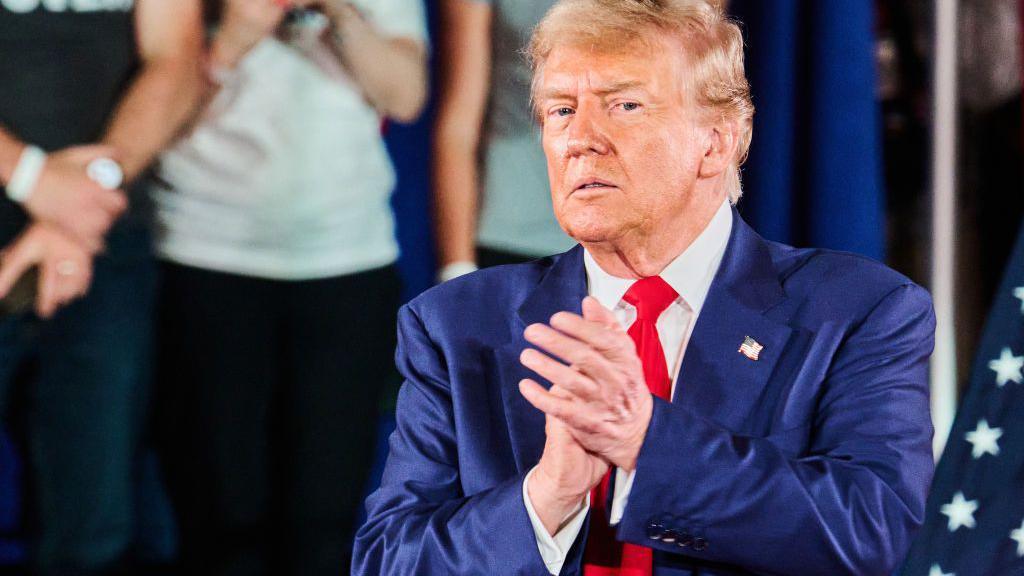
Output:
(698, 119), (739, 179)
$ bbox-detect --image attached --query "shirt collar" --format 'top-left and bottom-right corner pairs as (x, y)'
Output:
(584, 199), (733, 315)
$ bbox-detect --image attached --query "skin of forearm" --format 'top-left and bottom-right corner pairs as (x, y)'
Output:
(330, 14), (426, 123)
(432, 131), (480, 264)
(431, 0), (492, 266)
(182, 35), (244, 127)
(0, 126), (25, 184)
(184, 26), (271, 131)
(101, 56), (203, 183)
(208, 32), (251, 70)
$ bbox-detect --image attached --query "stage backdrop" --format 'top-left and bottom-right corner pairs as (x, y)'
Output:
(729, 0), (886, 261)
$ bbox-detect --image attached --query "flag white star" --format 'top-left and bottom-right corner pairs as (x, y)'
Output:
(929, 564), (954, 576)
(965, 419), (1003, 459)
(940, 491), (978, 532)
(1014, 286), (1024, 314)
(1011, 519), (1024, 557)
(988, 347), (1024, 387)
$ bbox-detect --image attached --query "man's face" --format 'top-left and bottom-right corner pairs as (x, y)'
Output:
(537, 38), (709, 244)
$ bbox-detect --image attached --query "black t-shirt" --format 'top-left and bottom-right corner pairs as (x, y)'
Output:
(0, 0), (138, 246)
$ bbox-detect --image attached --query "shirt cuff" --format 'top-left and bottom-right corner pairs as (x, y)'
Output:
(437, 261), (478, 283)
(609, 467), (636, 526)
(523, 466), (590, 575)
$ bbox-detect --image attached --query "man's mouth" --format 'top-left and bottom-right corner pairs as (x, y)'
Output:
(572, 178), (617, 192)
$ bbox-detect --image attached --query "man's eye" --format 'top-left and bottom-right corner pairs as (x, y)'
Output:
(552, 107), (575, 117)
(620, 102), (641, 112)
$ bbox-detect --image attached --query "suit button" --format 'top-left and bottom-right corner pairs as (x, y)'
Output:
(693, 537), (708, 551)
(646, 522), (665, 540)
(675, 533), (694, 548)
(660, 529), (679, 544)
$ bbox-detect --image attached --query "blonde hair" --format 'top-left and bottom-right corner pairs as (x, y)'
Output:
(527, 0), (754, 203)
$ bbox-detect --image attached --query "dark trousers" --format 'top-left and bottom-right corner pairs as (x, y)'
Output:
(154, 262), (401, 576)
(0, 234), (157, 576)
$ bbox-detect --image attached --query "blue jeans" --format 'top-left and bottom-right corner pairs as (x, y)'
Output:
(0, 223), (156, 575)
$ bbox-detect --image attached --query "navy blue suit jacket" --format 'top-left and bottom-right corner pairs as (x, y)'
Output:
(353, 210), (936, 575)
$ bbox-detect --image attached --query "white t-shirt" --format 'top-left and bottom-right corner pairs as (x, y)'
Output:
(152, 0), (428, 280)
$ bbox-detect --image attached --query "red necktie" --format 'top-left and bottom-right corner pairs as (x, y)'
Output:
(583, 276), (678, 576)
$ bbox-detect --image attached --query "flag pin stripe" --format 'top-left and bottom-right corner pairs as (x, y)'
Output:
(739, 336), (763, 361)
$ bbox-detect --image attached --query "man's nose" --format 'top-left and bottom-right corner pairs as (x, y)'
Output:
(565, 106), (611, 157)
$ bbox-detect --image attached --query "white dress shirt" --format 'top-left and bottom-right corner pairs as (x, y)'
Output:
(523, 199), (733, 574)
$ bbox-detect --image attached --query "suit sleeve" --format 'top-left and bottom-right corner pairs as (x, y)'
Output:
(616, 283), (937, 575)
(352, 303), (555, 575)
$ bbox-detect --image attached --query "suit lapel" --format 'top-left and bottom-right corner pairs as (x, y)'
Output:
(673, 210), (794, 433)
(498, 246), (588, 473)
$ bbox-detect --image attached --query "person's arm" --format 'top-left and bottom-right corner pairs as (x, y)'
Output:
(0, 127), (124, 313)
(101, 0), (205, 183)
(523, 427), (597, 575)
(184, 0), (286, 129)
(316, 1), (427, 123)
(432, 0), (491, 280)
(0, 223), (93, 318)
(352, 303), (570, 576)
(524, 286), (937, 575)
(616, 286), (935, 573)
(0, 0), (203, 314)
(0, 128), (24, 183)
(0, 126), (126, 253)
(208, 0), (286, 72)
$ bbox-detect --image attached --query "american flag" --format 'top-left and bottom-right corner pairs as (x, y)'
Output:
(900, 222), (1024, 576)
(738, 336), (763, 361)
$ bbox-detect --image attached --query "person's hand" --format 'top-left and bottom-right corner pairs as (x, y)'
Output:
(213, 0), (288, 68)
(526, 388), (608, 536)
(293, 0), (359, 25)
(519, 296), (654, 472)
(0, 223), (93, 319)
(21, 145), (127, 253)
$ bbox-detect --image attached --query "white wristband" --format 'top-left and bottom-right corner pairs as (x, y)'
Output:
(6, 145), (46, 204)
(438, 261), (478, 283)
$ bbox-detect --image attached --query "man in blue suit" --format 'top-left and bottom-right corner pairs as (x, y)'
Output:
(353, 1), (936, 574)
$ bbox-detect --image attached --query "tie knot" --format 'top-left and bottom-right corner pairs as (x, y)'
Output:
(622, 276), (678, 321)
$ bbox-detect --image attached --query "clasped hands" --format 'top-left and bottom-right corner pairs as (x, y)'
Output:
(0, 145), (126, 317)
(520, 296), (654, 535)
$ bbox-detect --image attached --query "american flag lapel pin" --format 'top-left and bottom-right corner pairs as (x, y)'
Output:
(738, 336), (763, 361)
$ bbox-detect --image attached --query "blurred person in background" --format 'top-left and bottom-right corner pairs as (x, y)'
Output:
(433, 0), (574, 283)
(150, 0), (427, 573)
(0, 1), (203, 573)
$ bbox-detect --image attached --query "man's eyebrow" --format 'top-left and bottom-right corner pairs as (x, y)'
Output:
(535, 88), (576, 102)
(592, 80), (647, 96)
(535, 80), (649, 103)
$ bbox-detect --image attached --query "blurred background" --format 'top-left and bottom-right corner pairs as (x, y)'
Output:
(0, 0), (1021, 574)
